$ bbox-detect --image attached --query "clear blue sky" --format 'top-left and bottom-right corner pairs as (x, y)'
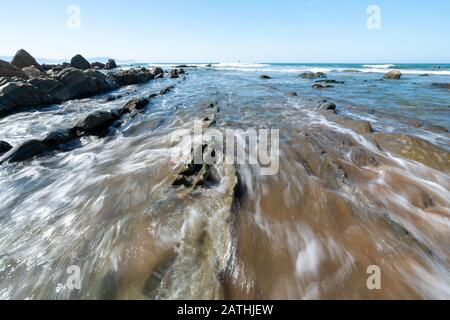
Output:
(1, 0), (449, 63)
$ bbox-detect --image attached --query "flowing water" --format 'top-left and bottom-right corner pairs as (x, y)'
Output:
(0, 63), (449, 299)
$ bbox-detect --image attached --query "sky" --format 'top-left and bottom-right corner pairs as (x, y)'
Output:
(1, 0), (449, 63)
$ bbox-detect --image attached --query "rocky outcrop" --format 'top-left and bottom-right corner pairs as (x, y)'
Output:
(374, 133), (450, 171)
(107, 68), (154, 86)
(383, 70), (402, 80)
(70, 54), (91, 70)
(91, 62), (106, 69)
(300, 72), (327, 79)
(0, 59), (28, 79)
(150, 67), (164, 78)
(0, 78), (57, 116)
(23, 65), (46, 78)
(51, 68), (113, 100)
(169, 69), (184, 79)
(105, 59), (117, 70)
(326, 113), (373, 135)
(11, 49), (44, 71)
(0, 141), (12, 156)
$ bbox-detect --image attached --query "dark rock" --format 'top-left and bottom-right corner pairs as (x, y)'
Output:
(11, 49), (44, 71)
(104, 59), (117, 70)
(91, 62), (106, 69)
(312, 83), (333, 89)
(49, 68), (113, 100)
(70, 54), (91, 70)
(160, 85), (175, 95)
(0, 140), (46, 163)
(383, 70), (401, 80)
(120, 98), (149, 114)
(168, 69), (180, 79)
(0, 141), (12, 156)
(75, 111), (118, 136)
(107, 68), (154, 86)
(205, 64), (212, 68)
(300, 72), (327, 79)
(315, 79), (344, 84)
(149, 67), (164, 79)
(0, 59), (28, 79)
(286, 91), (298, 96)
(260, 75), (272, 79)
(0, 79), (56, 117)
(43, 129), (75, 147)
(431, 83), (450, 89)
(317, 102), (337, 112)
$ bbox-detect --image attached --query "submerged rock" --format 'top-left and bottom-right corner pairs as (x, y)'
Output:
(374, 133), (450, 171)
(300, 72), (327, 79)
(0, 140), (46, 163)
(315, 79), (344, 84)
(160, 85), (175, 95)
(43, 129), (76, 147)
(0, 141), (12, 155)
(317, 102), (337, 112)
(313, 83), (333, 89)
(383, 70), (402, 80)
(168, 69), (182, 79)
(286, 91), (298, 96)
(431, 83), (450, 89)
(260, 75), (272, 79)
(0, 59), (28, 79)
(120, 98), (149, 114)
(11, 49), (44, 71)
(70, 54), (91, 70)
(326, 114), (373, 134)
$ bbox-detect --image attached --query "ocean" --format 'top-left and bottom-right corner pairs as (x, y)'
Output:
(0, 62), (449, 299)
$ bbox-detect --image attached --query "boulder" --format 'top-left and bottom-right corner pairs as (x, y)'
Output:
(50, 68), (113, 100)
(300, 72), (327, 79)
(23, 65), (47, 78)
(0, 59), (28, 79)
(0, 79), (56, 117)
(91, 62), (106, 69)
(104, 59), (117, 70)
(0, 140), (46, 163)
(43, 129), (76, 147)
(0, 141), (12, 155)
(70, 54), (91, 70)
(11, 49), (44, 71)
(75, 111), (118, 136)
(383, 70), (401, 80)
(169, 69), (180, 79)
(107, 68), (154, 86)
(149, 67), (164, 78)
(374, 133), (450, 171)
(120, 98), (149, 114)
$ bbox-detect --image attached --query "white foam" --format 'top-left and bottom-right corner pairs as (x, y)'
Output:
(362, 64), (396, 69)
